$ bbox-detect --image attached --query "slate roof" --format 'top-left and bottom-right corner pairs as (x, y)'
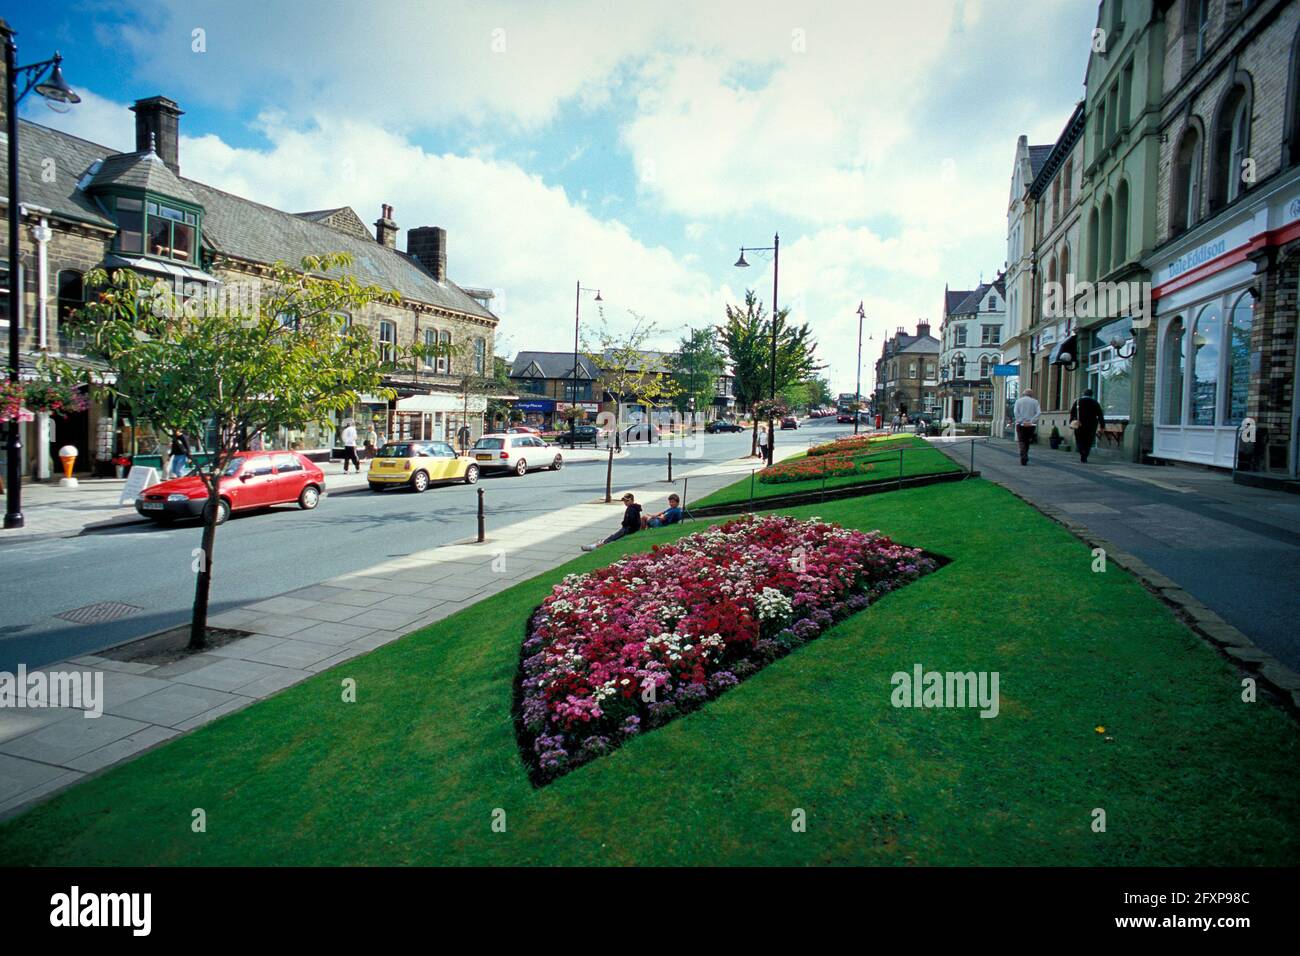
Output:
(510, 351), (601, 380)
(1028, 144), (1054, 179)
(898, 335), (940, 355)
(944, 289), (973, 316)
(950, 278), (1005, 316)
(3, 119), (496, 322)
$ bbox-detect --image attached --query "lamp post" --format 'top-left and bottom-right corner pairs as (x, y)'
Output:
(571, 281), (600, 447)
(2, 20), (79, 529)
(734, 232), (779, 466)
(854, 301), (865, 435)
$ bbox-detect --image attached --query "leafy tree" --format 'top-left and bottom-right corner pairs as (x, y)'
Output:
(582, 310), (681, 441)
(670, 326), (725, 417)
(74, 254), (439, 649)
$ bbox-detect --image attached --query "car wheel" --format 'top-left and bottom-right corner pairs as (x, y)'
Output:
(551, 455), (563, 471)
(464, 464), (479, 485)
(411, 470), (430, 493)
(298, 484), (321, 510)
(514, 458), (527, 476)
(204, 498), (231, 526)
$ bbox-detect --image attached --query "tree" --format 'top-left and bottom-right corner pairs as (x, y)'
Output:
(74, 254), (439, 649)
(717, 291), (770, 457)
(670, 326), (725, 417)
(582, 310), (681, 442)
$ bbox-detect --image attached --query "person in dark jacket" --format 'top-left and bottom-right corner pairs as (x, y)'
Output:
(1070, 388), (1107, 463)
(169, 432), (191, 478)
(581, 493), (642, 550)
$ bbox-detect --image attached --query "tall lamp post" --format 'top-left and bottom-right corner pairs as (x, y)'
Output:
(853, 301), (865, 435)
(2, 20), (79, 529)
(734, 232), (779, 466)
(571, 281), (600, 447)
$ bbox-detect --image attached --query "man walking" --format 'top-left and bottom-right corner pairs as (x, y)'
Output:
(1012, 388), (1041, 466)
(1069, 388), (1106, 464)
(340, 420), (361, 473)
(168, 432), (191, 478)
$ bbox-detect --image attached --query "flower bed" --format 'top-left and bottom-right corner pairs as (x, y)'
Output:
(758, 454), (875, 484)
(516, 514), (937, 783)
(807, 433), (904, 457)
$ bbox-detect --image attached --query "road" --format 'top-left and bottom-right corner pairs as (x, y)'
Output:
(0, 420), (846, 671)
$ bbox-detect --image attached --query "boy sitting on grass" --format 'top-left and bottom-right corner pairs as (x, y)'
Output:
(641, 493), (683, 530)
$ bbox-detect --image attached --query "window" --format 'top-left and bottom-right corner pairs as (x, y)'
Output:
(926, 362), (936, 379)
(979, 356), (991, 379)
(1088, 319), (1134, 420)
(114, 196), (144, 253)
(978, 390), (993, 417)
(272, 453), (303, 473)
(954, 355), (966, 379)
(1171, 126), (1202, 234)
(1063, 159), (1073, 206)
(908, 362), (917, 378)
(1119, 63), (1133, 131)
(954, 325), (967, 346)
(245, 456), (274, 477)
(1052, 178), (1061, 224)
(1210, 84), (1250, 209)
(57, 269), (84, 323)
(474, 337), (486, 375)
(379, 321), (397, 364)
(1193, 0), (1210, 61)
(438, 330), (451, 374)
(1226, 95), (1250, 203)
(987, 294), (998, 310)
(1095, 101), (1107, 154)
(1191, 303), (1222, 425)
(1161, 317), (1185, 425)
(424, 328), (437, 369)
(1099, 195), (1113, 274)
(1226, 293), (1253, 425)
(1114, 181), (1129, 267)
(981, 325), (1000, 346)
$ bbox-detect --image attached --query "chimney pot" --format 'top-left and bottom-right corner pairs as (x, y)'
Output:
(374, 204), (398, 249)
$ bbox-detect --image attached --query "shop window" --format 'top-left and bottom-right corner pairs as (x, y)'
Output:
(1088, 319), (1134, 420)
(1226, 293), (1253, 425)
(1190, 304), (1221, 425)
(1161, 317), (1186, 425)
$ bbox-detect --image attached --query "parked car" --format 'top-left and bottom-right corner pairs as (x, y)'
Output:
(555, 424), (604, 447)
(368, 440), (479, 492)
(780, 416), (799, 430)
(704, 419), (744, 433)
(135, 451), (324, 525)
(470, 433), (564, 475)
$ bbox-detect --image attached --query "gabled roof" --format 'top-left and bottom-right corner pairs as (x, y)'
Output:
(945, 289), (973, 315)
(294, 206), (374, 241)
(898, 336), (940, 355)
(0, 119), (115, 229)
(87, 150), (199, 205)
(510, 351), (601, 380)
(950, 280), (1004, 316)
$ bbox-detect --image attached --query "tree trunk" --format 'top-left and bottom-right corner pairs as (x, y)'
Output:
(750, 415), (758, 457)
(189, 480), (220, 650)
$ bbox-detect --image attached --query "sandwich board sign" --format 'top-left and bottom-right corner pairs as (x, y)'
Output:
(119, 466), (160, 506)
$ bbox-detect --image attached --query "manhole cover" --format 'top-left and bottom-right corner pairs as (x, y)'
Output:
(55, 602), (143, 625)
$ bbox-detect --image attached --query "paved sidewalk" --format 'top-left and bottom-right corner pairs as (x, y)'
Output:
(943, 437), (1300, 675)
(0, 446), (786, 819)
(0, 447), (621, 543)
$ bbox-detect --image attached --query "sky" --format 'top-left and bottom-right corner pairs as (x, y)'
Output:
(14, 0), (1098, 394)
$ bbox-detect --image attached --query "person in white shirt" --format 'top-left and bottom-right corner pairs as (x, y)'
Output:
(340, 421), (361, 473)
(1012, 388), (1042, 466)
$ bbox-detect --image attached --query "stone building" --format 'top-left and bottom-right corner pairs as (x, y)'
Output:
(937, 277), (1006, 424)
(873, 322), (940, 419)
(1142, 0), (1300, 480)
(0, 90), (498, 478)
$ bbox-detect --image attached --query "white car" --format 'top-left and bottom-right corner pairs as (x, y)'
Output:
(470, 433), (564, 476)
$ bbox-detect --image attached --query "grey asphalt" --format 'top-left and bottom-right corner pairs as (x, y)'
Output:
(956, 438), (1300, 673)
(0, 422), (840, 671)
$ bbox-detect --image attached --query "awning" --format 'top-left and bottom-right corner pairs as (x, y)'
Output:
(1049, 333), (1078, 367)
(396, 393), (487, 414)
(103, 254), (219, 285)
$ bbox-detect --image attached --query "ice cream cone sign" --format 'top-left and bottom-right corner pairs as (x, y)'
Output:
(59, 445), (79, 488)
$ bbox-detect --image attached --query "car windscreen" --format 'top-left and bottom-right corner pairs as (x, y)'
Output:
(474, 438), (505, 450)
(377, 443), (417, 458)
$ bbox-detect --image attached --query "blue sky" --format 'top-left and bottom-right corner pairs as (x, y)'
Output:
(15, 0), (1098, 392)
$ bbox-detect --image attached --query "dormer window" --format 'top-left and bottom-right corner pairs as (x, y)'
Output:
(110, 194), (200, 263)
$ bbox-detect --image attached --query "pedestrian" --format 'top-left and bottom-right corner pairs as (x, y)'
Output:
(641, 493), (684, 530)
(756, 422), (769, 460)
(457, 424), (471, 453)
(1069, 388), (1107, 464)
(364, 423), (378, 459)
(168, 432), (191, 478)
(1013, 388), (1042, 466)
(340, 420), (361, 473)
(581, 493), (642, 551)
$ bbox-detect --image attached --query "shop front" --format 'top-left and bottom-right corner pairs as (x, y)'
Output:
(394, 392), (487, 451)
(515, 398), (555, 430)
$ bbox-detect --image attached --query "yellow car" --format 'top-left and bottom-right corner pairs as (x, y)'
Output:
(367, 440), (480, 492)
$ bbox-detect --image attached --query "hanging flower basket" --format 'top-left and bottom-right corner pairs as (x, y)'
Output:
(0, 378), (88, 422)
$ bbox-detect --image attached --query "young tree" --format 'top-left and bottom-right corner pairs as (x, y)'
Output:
(74, 254), (440, 649)
(670, 326), (726, 418)
(582, 310), (681, 442)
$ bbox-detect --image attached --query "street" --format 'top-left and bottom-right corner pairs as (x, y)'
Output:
(0, 421), (840, 671)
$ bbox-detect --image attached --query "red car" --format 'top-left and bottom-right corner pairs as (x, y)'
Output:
(508, 425), (541, 434)
(135, 451), (325, 525)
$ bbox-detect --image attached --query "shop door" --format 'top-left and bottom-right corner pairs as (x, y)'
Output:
(50, 408), (91, 473)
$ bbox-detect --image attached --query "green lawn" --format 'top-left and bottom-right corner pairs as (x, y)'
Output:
(1, 479), (1296, 865)
(693, 434), (961, 509)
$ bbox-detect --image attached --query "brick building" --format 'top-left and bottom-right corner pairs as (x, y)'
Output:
(1, 88), (498, 478)
(873, 322), (940, 418)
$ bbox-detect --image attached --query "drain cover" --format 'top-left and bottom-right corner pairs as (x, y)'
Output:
(55, 602), (143, 625)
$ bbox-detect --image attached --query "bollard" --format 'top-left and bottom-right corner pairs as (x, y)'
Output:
(477, 487), (485, 542)
(605, 444), (614, 503)
(667, 451), (673, 482)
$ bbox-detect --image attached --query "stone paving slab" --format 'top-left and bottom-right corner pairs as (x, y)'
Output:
(0, 450), (790, 820)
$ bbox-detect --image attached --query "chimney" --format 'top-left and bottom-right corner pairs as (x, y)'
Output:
(374, 204), (398, 249)
(131, 96), (184, 175)
(916, 320), (931, 338)
(407, 226), (447, 282)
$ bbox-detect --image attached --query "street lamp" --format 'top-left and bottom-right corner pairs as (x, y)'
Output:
(734, 232), (779, 466)
(572, 281), (600, 447)
(854, 302), (865, 435)
(2, 20), (79, 529)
